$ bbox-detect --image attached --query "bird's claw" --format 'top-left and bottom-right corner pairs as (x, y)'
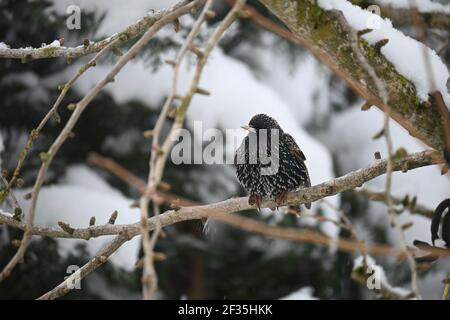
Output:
(274, 191), (289, 210)
(249, 193), (262, 210)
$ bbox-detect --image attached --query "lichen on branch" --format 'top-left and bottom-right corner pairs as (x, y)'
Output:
(258, 0), (447, 153)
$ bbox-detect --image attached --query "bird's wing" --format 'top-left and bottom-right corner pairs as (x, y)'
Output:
(234, 135), (248, 166)
(283, 133), (311, 188)
(284, 133), (306, 161)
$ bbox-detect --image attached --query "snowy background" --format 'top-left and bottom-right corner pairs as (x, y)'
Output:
(0, 0), (449, 299)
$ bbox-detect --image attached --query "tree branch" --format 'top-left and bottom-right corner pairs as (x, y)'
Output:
(1, 150), (445, 299)
(0, 0), (205, 283)
(0, 150), (443, 241)
(139, 0), (215, 299)
(258, 0), (448, 154)
(0, 1), (194, 61)
(351, 0), (450, 31)
(37, 230), (132, 300)
(355, 188), (434, 218)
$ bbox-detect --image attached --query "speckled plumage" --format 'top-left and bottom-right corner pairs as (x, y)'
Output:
(235, 114), (311, 209)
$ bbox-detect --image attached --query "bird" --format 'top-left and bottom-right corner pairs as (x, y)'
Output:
(234, 113), (311, 210)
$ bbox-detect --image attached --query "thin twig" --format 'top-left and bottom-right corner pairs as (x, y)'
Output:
(350, 23), (419, 297)
(384, 114), (419, 297)
(0, 175), (21, 216)
(139, 0), (246, 299)
(139, 0), (215, 300)
(0, 0), (204, 283)
(355, 188), (434, 218)
(87, 152), (197, 206)
(37, 231), (132, 300)
(319, 199), (368, 262)
(87, 153), (446, 264)
(7, 33), (126, 190)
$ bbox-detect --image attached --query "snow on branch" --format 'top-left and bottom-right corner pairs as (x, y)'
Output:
(352, 255), (415, 300)
(258, 0), (450, 156)
(351, 0), (450, 30)
(0, 1), (204, 61)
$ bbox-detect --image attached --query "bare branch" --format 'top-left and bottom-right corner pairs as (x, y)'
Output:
(139, 0), (246, 299)
(8, 24), (131, 189)
(0, 0), (205, 283)
(349, 7), (419, 296)
(355, 188), (434, 218)
(0, 150), (445, 299)
(139, 0), (215, 299)
(0, 151), (443, 242)
(87, 152), (197, 206)
(37, 231), (132, 300)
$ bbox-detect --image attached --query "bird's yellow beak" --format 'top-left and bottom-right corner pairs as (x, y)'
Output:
(241, 125), (256, 133)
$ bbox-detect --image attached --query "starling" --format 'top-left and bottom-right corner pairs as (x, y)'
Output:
(235, 114), (311, 209)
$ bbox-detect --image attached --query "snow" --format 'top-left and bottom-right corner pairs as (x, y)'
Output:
(0, 42), (9, 49)
(16, 166), (141, 271)
(280, 287), (318, 300)
(234, 33), (331, 125)
(376, 0), (450, 13)
(41, 40), (61, 48)
(51, 0), (180, 37)
(318, 0), (450, 105)
(353, 255), (412, 297)
(353, 254), (375, 270)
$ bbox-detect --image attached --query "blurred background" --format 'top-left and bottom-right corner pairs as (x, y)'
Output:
(0, 0), (449, 299)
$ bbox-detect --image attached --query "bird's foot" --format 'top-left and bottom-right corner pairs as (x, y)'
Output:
(275, 191), (289, 209)
(249, 193), (262, 210)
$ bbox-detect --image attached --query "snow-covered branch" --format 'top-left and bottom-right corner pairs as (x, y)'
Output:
(0, 1), (204, 61)
(351, 0), (450, 30)
(258, 0), (449, 155)
(352, 255), (415, 300)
